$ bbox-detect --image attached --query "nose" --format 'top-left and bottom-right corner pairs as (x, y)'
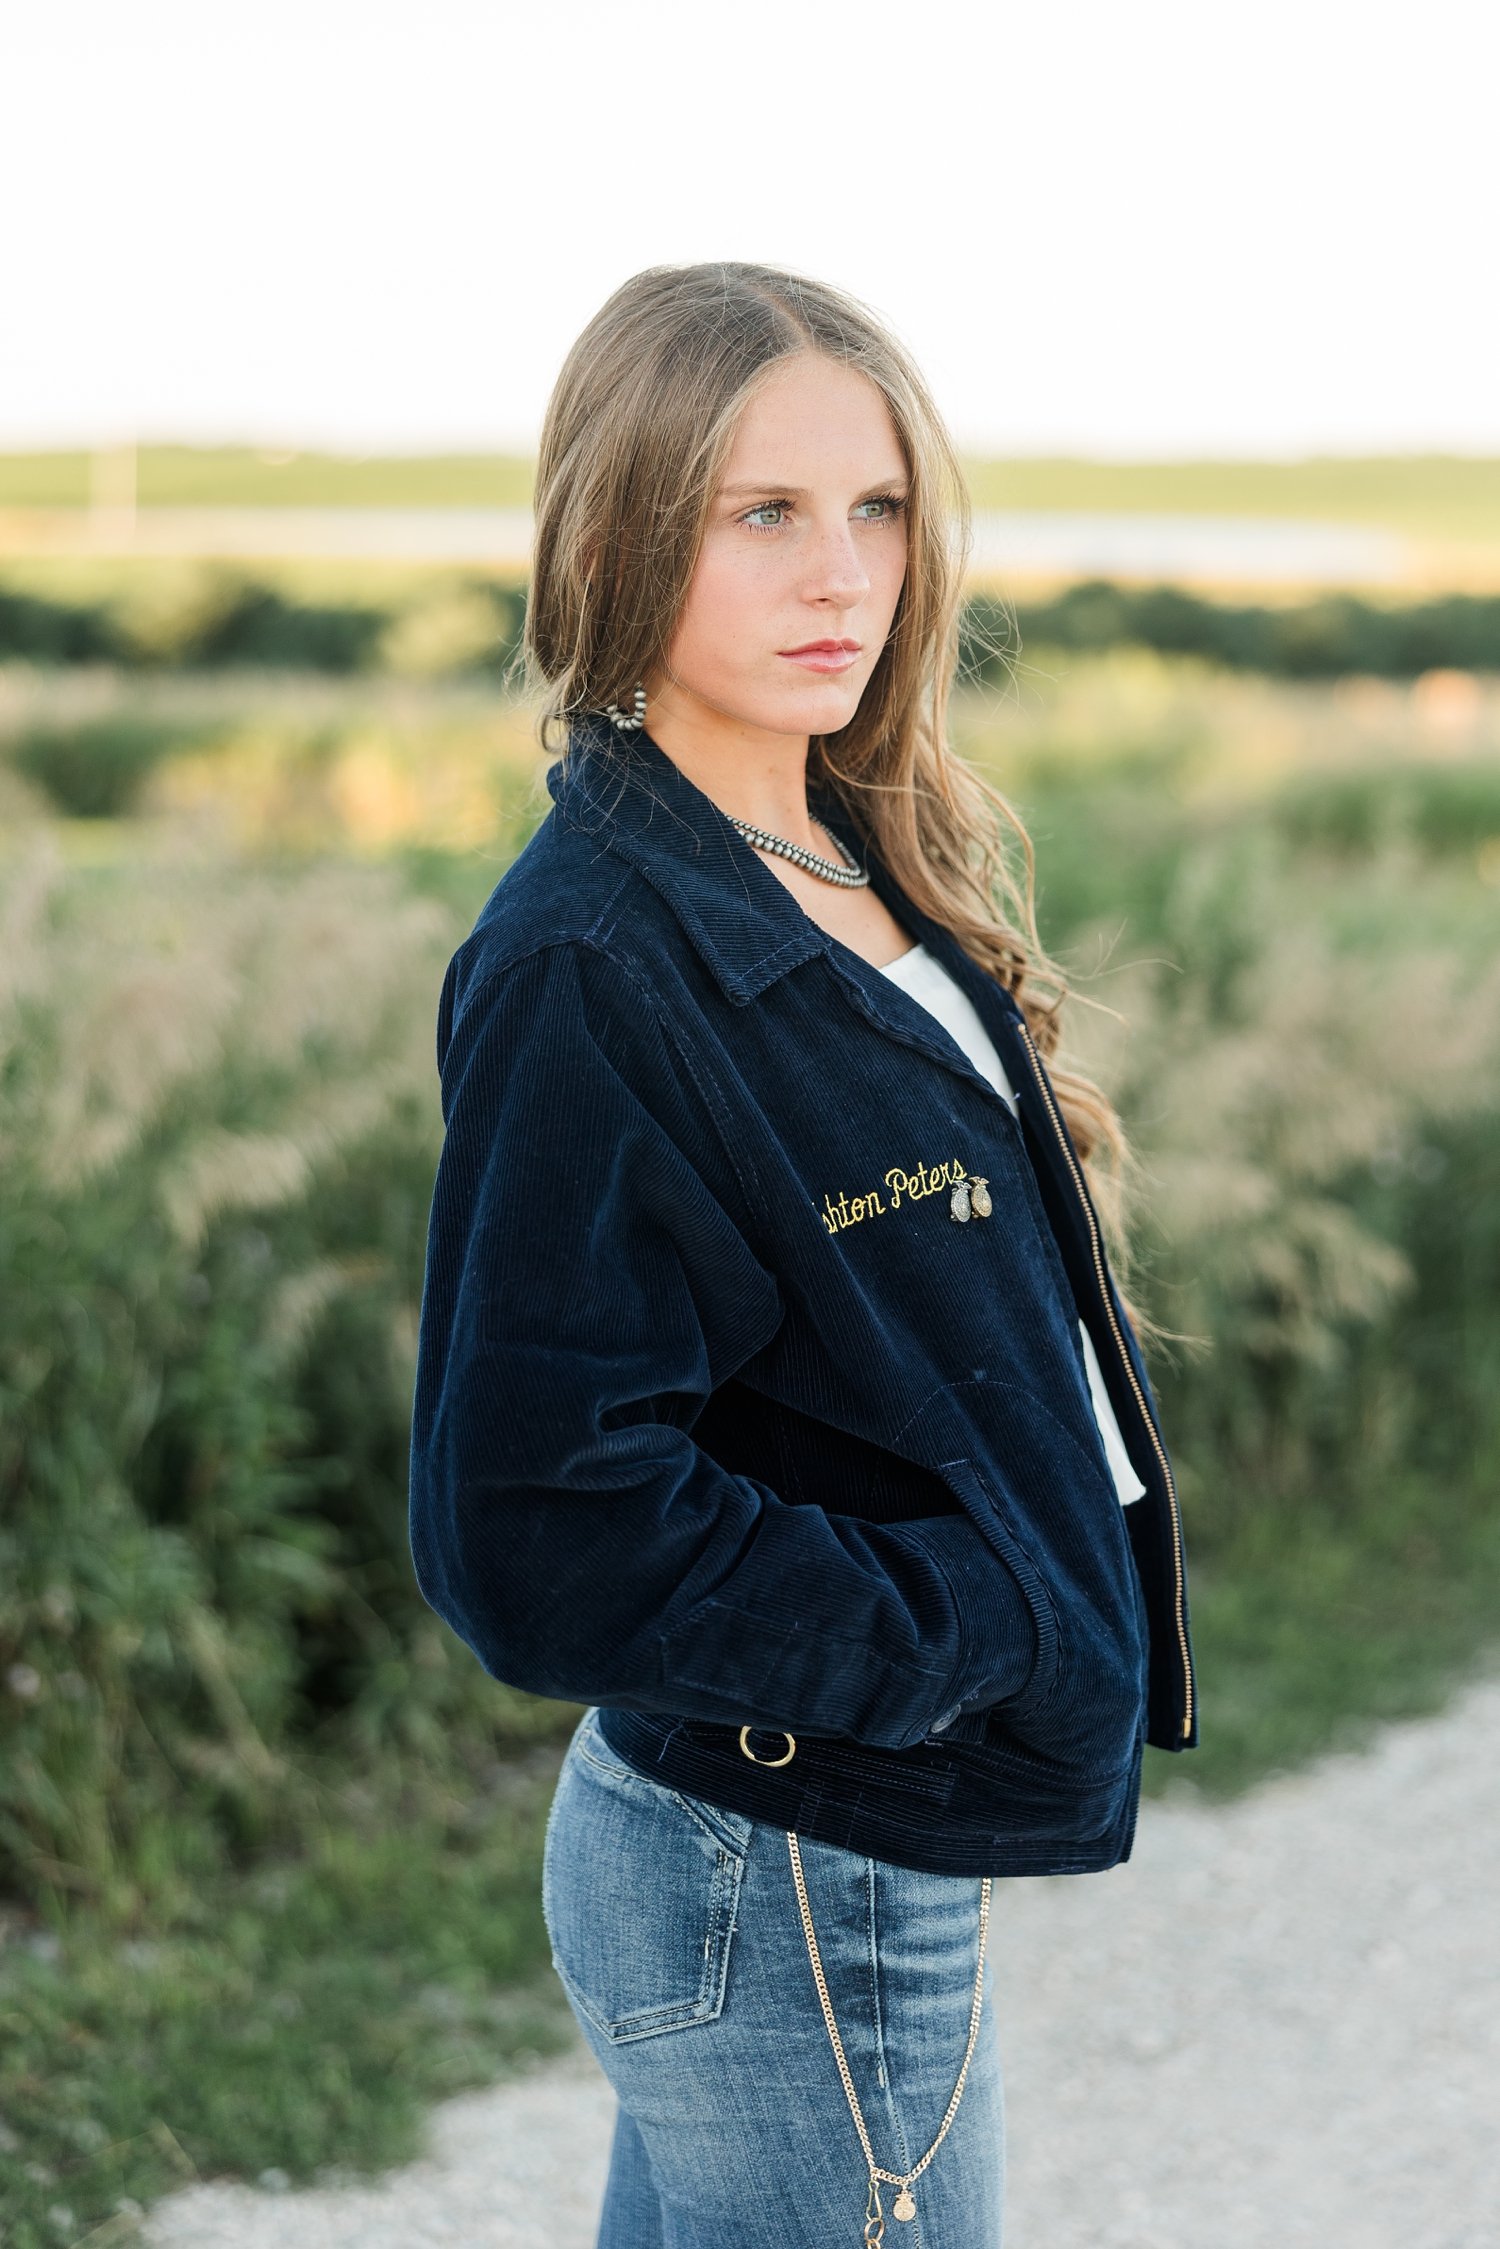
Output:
(801, 516), (870, 611)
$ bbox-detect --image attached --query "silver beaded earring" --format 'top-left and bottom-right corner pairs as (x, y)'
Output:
(603, 685), (647, 733)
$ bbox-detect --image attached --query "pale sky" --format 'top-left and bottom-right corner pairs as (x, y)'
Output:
(3, 0), (1497, 460)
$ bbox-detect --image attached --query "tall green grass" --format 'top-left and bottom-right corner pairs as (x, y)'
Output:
(0, 829), (571, 2245)
(959, 660), (1500, 1788)
(0, 1760), (572, 2248)
(0, 845), (557, 1912)
(1, 655), (1498, 2240)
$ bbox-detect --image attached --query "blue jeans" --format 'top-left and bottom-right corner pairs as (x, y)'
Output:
(543, 1713), (1004, 2248)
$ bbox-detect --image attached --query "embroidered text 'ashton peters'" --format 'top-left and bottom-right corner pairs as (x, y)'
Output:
(822, 1160), (992, 1235)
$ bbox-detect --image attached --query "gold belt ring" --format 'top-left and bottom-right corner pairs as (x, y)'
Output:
(739, 1726), (797, 1768)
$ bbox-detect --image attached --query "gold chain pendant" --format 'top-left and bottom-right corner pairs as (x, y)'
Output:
(787, 1833), (990, 2247)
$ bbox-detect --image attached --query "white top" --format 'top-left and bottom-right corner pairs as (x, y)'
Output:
(880, 945), (1146, 1506)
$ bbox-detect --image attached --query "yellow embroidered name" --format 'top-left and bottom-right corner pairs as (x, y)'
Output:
(821, 1159), (967, 1235)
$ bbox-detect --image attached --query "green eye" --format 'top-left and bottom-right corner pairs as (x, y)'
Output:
(744, 503), (789, 529)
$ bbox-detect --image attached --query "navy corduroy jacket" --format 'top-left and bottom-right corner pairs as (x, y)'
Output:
(410, 721), (1195, 1877)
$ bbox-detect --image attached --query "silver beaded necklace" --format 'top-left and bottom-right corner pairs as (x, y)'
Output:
(597, 687), (870, 891)
(729, 816), (870, 890)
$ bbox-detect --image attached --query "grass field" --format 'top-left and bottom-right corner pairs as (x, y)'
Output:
(4, 446), (1500, 545)
(0, 1749), (578, 2246)
(0, 449), (536, 513)
(960, 454), (1500, 543)
(964, 654), (1500, 1787)
(2, 650), (1498, 2244)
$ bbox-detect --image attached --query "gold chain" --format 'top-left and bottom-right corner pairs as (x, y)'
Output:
(786, 1830), (991, 2231)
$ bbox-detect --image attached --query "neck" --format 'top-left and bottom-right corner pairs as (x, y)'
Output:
(644, 680), (823, 851)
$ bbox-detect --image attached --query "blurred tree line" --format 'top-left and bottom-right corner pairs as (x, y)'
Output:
(6, 570), (1500, 681)
(0, 574), (525, 677)
(960, 582), (1500, 681)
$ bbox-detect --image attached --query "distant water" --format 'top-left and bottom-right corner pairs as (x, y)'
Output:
(2, 505), (1409, 583)
(27, 506), (540, 562)
(968, 511), (1407, 583)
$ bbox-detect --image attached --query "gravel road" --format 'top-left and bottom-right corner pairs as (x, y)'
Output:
(146, 1679), (1500, 2249)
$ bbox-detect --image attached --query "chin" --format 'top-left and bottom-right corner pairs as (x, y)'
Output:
(756, 679), (867, 738)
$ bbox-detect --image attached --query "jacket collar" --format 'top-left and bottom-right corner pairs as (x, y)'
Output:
(550, 720), (1028, 1053)
(551, 720), (832, 1004)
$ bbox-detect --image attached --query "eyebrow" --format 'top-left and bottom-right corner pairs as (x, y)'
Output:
(718, 478), (910, 499)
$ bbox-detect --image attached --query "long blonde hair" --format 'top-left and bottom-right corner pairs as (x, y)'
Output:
(527, 262), (1122, 1183)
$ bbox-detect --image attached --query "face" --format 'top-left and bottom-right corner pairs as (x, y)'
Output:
(657, 354), (910, 743)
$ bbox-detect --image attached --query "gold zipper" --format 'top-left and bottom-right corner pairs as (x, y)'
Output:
(1014, 1019), (1193, 1740)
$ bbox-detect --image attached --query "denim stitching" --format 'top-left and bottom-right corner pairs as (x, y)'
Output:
(865, 1858), (887, 2091)
(575, 1730), (752, 1856)
(869, 1859), (916, 2188)
(556, 1839), (745, 2043)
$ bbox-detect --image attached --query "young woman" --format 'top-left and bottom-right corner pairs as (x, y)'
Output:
(410, 263), (1194, 2249)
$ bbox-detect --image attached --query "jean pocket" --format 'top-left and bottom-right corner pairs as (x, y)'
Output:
(543, 1720), (748, 2045)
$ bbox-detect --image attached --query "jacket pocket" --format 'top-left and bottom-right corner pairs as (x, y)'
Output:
(940, 1451), (1145, 1776)
(936, 1458), (1061, 1716)
(543, 1717), (748, 2045)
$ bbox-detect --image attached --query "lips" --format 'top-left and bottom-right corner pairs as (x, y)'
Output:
(778, 638), (862, 674)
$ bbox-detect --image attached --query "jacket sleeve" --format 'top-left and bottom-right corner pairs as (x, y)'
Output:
(409, 941), (1036, 1751)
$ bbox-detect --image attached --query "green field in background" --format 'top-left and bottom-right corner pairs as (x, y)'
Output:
(0, 448), (537, 511)
(3, 653), (1499, 2244)
(960, 454), (1500, 542)
(5, 446), (1500, 543)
